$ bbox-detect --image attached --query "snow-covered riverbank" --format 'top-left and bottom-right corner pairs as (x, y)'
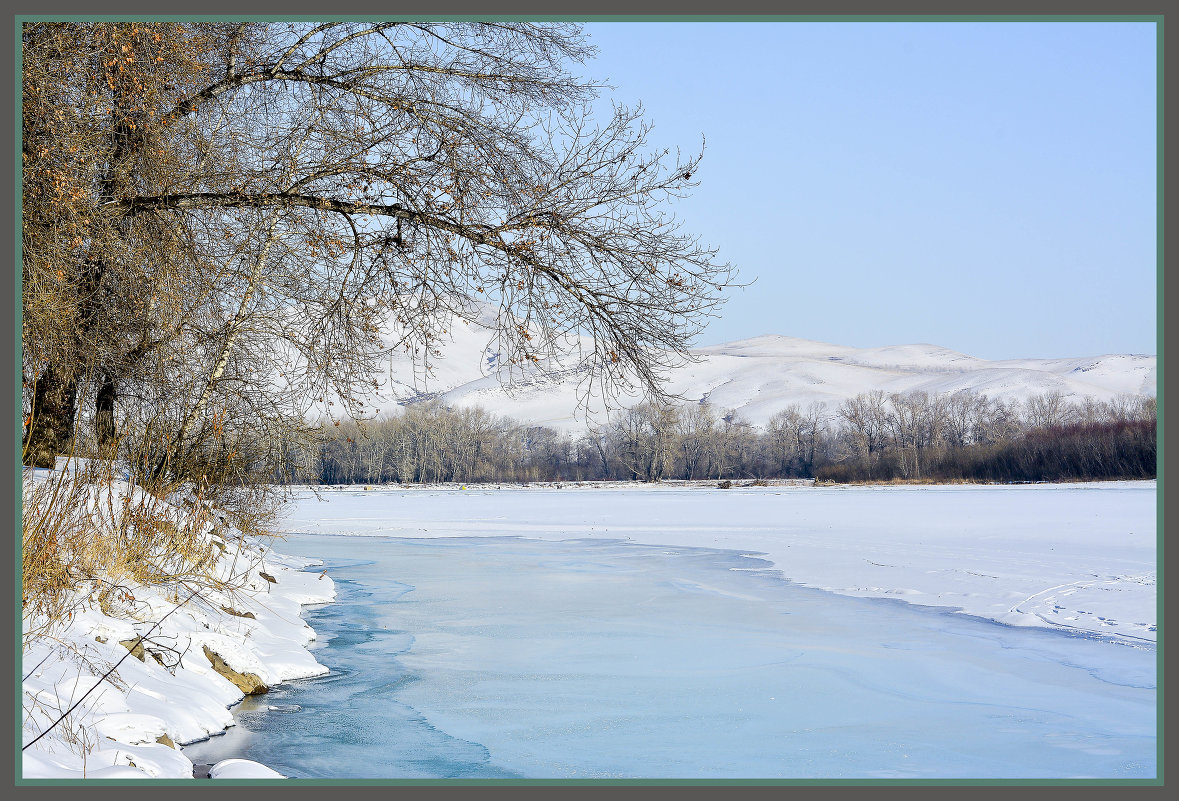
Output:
(21, 468), (335, 780)
(281, 480), (1157, 644)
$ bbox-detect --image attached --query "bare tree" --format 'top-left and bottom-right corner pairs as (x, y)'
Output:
(806, 403), (832, 473)
(22, 22), (241, 467)
(943, 390), (987, 448)
(975, 397), (1023, 445)
(837, 390), (888, 457)
(765, 405), (803, 474)
(22, 22), (736, 477)
(1023, 390), (1076, 430)
(886, 393), (924, 479)
(677, 402), (717, 480)
(609, 402), (679, 482)
(713, 410), (758, 479)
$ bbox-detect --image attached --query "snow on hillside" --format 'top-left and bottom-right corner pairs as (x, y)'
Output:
(359, 312), (1156, 432)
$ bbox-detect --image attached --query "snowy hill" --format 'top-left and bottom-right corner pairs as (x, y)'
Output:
(361, 314), (1156, 432)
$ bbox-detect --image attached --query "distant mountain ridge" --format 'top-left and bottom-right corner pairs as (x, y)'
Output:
(362, 316), (1156, 432)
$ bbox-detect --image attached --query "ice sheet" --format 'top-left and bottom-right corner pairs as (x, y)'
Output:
(182, 535), (1156, 779)
(280, 482), (1157, 642)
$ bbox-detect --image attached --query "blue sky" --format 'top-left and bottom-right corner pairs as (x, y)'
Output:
(579, 22), (1157, 359)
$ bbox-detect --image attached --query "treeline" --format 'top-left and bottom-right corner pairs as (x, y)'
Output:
(815, 389), (1157, 483)
(291, 389), (1156, 485)
(817, 419), (1156, 483)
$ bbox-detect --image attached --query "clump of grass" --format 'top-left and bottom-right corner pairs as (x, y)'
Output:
(98, 485), (218, 589)
(22, 452), (281, 644)
(22, 462), (117, 635)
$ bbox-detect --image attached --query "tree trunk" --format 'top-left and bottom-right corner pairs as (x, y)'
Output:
(23, 367), (79, 468)
(95, 372), (118, 450)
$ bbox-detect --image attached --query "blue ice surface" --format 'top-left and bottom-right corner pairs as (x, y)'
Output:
(181, 534), (1157, 780)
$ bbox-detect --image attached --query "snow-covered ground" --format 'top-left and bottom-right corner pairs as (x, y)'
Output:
(281, 481), (1157, 644)
(20, 467), (336, 780)
(360, 307), (1157, 431)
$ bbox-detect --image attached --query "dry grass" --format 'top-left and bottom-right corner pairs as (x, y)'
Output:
(22, 463), (117, 633)
(813, 477), (981, 487)
(22, 456), (280, 644)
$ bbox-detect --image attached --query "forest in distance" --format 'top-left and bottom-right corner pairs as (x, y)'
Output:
(299, 388), (1157, 486)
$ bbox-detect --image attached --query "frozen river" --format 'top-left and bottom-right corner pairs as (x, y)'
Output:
(182, 485), (1157, 779)
(277, 482), (1159, 643)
